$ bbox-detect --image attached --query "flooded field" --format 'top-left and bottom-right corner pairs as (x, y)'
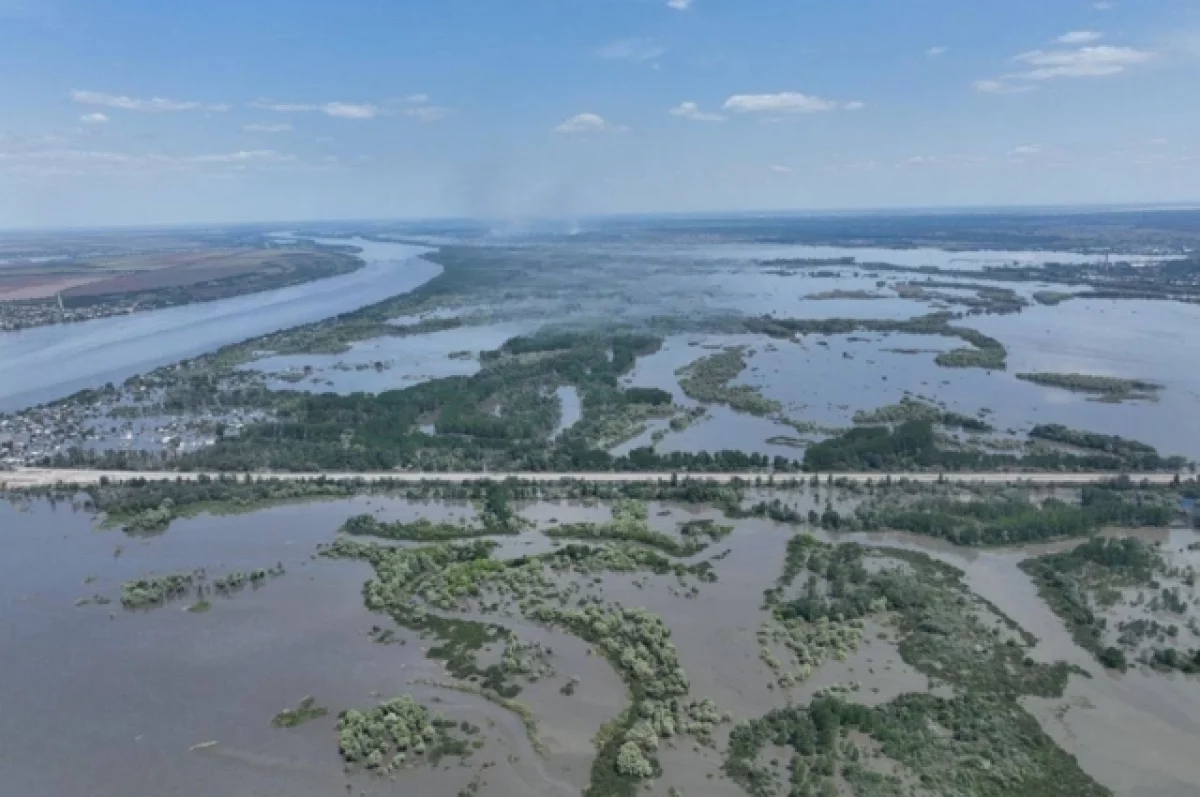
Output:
(216, 238), (1200, 464)
(5, 490), (1200, 796)
(245, 321), (535, 395)
(6, 229), (1196, 477)
(614, 315), (1200, 460)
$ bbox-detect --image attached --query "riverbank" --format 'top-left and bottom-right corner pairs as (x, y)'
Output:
(0, 237), (440, 412)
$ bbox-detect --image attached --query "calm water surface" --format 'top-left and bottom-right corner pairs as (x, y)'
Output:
(0, 497), (563, 797)
(0, 238), (439, 412)
(246, 320), (534, 395)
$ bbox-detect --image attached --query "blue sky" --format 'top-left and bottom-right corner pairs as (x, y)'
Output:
(1, 0), (1198, 227)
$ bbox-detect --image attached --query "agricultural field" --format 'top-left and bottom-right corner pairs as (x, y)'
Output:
(0, 229), (361, 329)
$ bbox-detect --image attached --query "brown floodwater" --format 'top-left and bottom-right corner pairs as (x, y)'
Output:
(838, 525), (1200, 797)
(6, 496), (1200, 797)
(0, 499), (568, 797)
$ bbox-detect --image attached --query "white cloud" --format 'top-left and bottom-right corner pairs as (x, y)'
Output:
(666, 0), (693, 9)
(406, 93), (430, 104)
(186, 150), (292, 165)
(1009, 144), (1042, 155)
(770, 165), (791, 174)
(669, 101), (724, 122)
(251, 99), (381, 119)
(1094, 1), (1115, 9)
(322, 101), (380, 119)
(244, 123), (292, 133)
(926, 46), (949, 57)
(1149, 137), (1170, 146)
(71, 89), (229, 113)
(405, 106), (451, 123)
(972, 79), (1036, 94)
(79, 112), (109, 124)
(900, 155), (938, 166)
(0, 148), (295, 179)
(553, 113), (626, 134)
(597, 38), (666, 63)
(975, 42), (1153, 94)
(1057, 31), (1103, 45)
(723, 92), (864, 114)
(1013, 45), (1153, 79)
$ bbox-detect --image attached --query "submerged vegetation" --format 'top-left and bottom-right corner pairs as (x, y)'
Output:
(121, 572), (195, 608)
(765, 535), (1072, 695)
(337, 695), (473, 772)
(1021, 537), (1200, 674)
(10, 217), (1200, 797)
(343, 514), (495, 541)
(804, 418), (1186, 473)
(1029, 424), (1186, 470)
(323, 514), (726, 795)
(543, 499), (731, 556)
(852, 396), (993, 432)
(20, 476), (1200, 795)
(724, 693), (1108, 797)
(272, 696), (329, 728)
(729, 533), (1102, 797)
(121, 563), (285, 609)
(1018, 373), (1164, 402)
(676, 346), (782, 417)
(342, 487), (520, 540)
(1033, 290), (1075, 306)
(744, 312), (1008, 370)
(849, 485), (1175, 546)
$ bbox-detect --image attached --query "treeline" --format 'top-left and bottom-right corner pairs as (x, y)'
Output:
(1019, 538), (1200, 672)
(86, 474), (367, 532)
(851, 397), (993, 432)
(542, 500), (731, 557)
(803, 419), (1183, 473)
(342, 514), (497, 542)
(742, 312), (1008, 370)
(339, 484), (520, 540)
(1017, 373), (1163, 397)
(855, 486), (1174, 546)
(675, 346), (782, 416)
(1030, 424), (1186, 470)
(63, 473), (758, 528)
(724, 693), (1104, 797)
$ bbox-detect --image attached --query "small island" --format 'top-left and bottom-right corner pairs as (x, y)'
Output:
(1017, 372), (1164, 402)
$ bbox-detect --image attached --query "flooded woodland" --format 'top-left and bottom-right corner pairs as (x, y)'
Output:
(4, 479), (1200, 797)
(4, 214), (1200, 796)
(7, 223), (1200, 469)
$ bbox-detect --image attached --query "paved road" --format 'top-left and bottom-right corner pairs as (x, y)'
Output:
(1, 467), (1189, 489)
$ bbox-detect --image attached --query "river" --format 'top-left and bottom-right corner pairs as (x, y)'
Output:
(0, 238), (439, 412)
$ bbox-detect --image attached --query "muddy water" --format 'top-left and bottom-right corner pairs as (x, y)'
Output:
(838, 524), (1200, 797)
(0, 499), (565, 797)
(9, 494), (1200, 797)
(428, 603), (628, 790)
